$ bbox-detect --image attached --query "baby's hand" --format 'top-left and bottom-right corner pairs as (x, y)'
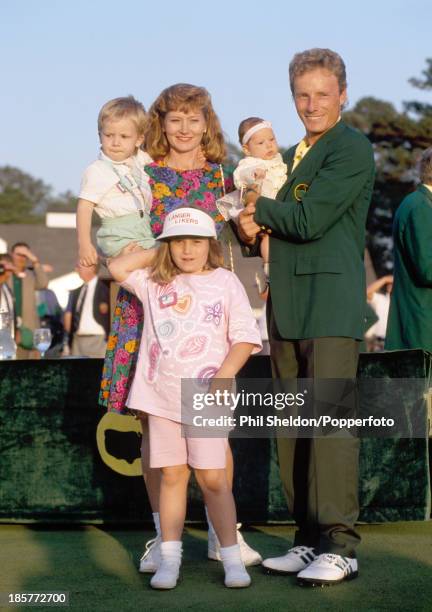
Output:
(254, 168), (266, 181)
(79, 243), (98, 267)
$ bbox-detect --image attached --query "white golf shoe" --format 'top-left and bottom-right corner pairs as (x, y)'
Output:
(262, 546), (317, 574)
(297, 553), (358, 586)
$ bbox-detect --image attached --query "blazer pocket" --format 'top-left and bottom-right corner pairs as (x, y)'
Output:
(295, 256), (343, 275)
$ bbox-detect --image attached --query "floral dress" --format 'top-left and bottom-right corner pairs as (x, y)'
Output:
(99, 160), (234, 413)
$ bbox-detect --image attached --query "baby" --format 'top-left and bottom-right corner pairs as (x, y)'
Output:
(77, 96), (155, 267)
(218, 117), (287, 273)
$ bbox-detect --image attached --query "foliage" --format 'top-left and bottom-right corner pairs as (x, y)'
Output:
(48, 190), (78, 213)
(0, 186), (43, 224)
(0, 166), (77, 223)
(0, 166), (52, 213)
(343, 59), (432, 276)
(225, 141), (242, 166)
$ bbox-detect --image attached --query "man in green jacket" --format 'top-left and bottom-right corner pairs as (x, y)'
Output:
(386, 148), (432, 351)
(238, 48), (375, 586)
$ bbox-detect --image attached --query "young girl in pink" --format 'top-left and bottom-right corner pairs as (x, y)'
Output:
(108, 207), (262, 590)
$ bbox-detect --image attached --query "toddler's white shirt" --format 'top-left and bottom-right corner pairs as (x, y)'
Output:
(79, 149), (153, 219)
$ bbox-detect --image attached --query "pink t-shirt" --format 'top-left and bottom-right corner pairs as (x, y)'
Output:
(121, 267), (262, 422)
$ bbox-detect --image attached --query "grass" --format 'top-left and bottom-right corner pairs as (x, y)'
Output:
(0, 523), (431, 611)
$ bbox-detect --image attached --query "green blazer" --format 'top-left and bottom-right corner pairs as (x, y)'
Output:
(254, 121), (375, 340)
(385, 185), (432, 352)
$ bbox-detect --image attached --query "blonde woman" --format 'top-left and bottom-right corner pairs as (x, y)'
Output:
(100, 84), (262, 575)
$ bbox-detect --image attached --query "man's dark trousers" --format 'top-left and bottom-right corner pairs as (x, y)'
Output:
(269, 307), (361, 557)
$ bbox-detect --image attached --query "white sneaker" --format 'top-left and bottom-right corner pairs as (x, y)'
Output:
(139, 536), (161, 574)
(224, 564), (251, 588)
(208, 524), (262, 566)
(297, 553), (358, 586)
(150, 556), (181, 590)
(262, 546), (317, 574)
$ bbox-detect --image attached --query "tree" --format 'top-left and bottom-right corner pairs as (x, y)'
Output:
(226, 142), (242, 166)
(47, 190), (78, 213)
(0, 166), (77, 223)
(0, 186), (43, 223)
(0, 166), (53, 214)
(343, 59), (432, 276)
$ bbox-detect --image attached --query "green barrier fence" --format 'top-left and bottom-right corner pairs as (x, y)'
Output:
(0, 351), (430, 523)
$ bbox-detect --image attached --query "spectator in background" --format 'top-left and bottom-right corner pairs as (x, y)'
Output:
(365, 275), (393, 351)
(386, 147), (432, 352)
(64, 263), (110, 358)
(9, 242), (48, 358)
(0, 254), (15, 337)
(36, 288), (65, 357)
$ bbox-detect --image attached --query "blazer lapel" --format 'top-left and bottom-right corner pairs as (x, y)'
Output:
(276, 121), (347, 201)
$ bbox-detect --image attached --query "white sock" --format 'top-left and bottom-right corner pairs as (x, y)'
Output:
(219, 543), (243, 566)
(160, 540), (182, 559)
(205, 506), (216, 535)
(152, 512), (161, 537)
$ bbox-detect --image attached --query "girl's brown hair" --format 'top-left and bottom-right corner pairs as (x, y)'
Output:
(144, 83), (226, 163)
(150, 237), (224, 284)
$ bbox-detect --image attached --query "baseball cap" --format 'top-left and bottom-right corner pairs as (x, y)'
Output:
(156, 207), (217, 240)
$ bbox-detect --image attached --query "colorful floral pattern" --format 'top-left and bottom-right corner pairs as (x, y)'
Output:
(99, 161), (234, 413)
(146, 161), (233, 237)
(99, 288), (143, 411)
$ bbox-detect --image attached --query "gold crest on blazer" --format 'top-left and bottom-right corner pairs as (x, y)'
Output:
(294, 183), (309, 202)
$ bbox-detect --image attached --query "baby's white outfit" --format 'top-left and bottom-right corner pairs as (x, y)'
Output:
(217, 153), (287, 221)
(234, 153), (287, 199)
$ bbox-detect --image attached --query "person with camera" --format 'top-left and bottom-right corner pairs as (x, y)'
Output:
(0, 254), (16, 336)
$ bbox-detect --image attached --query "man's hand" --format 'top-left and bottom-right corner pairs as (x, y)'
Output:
(243, 184), (260, 207)
(15, 245), (39, 265)
(0, 261), (14, 272)
(99, 301), (109, 315)
(238, 200), (261, 245)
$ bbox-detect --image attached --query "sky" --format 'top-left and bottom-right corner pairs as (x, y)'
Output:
(1, 0), (431, 196)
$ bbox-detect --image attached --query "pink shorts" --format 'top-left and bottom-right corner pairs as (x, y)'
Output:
(147, 414), (228, 469)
